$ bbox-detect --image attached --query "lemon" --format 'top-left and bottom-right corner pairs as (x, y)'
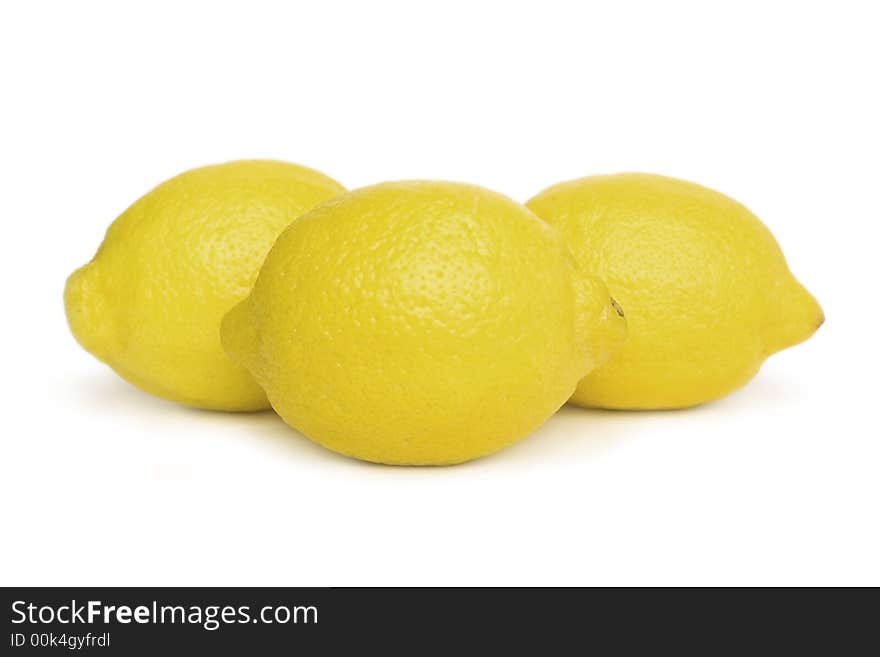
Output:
(526, 173), (823, 410)
(222, 181), (626, 464)
(65, 160), (345, 410)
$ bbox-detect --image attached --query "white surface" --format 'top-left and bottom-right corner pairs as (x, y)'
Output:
(1, 1), (877, 586)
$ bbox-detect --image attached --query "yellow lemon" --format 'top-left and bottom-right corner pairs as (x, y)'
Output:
(527, 173), (823, 409)
(65, 160), (345, 410)
(222, 181), (626, 464)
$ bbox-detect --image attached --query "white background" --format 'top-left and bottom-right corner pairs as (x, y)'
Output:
(2, 1), (877, 586)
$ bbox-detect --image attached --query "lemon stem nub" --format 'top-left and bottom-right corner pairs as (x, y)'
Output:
(763, 275), (824, 356)
(64, 264), (116, 360)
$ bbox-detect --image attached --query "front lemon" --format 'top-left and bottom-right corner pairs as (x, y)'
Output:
(65, 160), (346, 410)
(222, 181), (625, 465)
(527, 173), (823, 409)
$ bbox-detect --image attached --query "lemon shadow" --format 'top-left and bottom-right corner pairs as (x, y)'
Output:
(705, 368), (804, 413)
(64, 369), (188, 417)
(67, 370), (354, 465)
(473, 404), (643, 466)
(213, 410), (358, 466)
(66, 371), (698, 469)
